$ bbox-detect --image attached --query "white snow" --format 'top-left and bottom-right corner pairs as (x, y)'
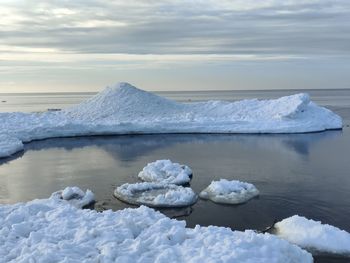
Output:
(50, 186), (95, 209)
(138, 159), (193, 185)
(199, 179), (259, 204)
(0, 134), (24, 158)
(0, 190), (313, 263)
(275, 215), (350, 255)
(114, 182), (198, 208)
(0, 82), (343, 159)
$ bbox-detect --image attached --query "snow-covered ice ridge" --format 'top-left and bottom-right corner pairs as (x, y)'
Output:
(0, 82), (342, 158)
(0, 188), (313, 262)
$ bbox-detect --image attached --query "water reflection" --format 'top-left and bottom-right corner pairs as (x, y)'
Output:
(0, 130), (344, 217)
(1, 130), (341, 166)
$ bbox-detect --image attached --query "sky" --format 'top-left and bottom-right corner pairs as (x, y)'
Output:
(0, 0), (350, 92)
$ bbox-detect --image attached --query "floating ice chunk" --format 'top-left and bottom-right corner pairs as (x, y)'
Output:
(50, 186), (95, 209)
(114, 182), (197, 208)
(138, 159), (192, 185)
(0, 197), (312, 262)
(199, 179), (259, 204)
(275, 215), (350, 255)
(0, 134), (24, 158)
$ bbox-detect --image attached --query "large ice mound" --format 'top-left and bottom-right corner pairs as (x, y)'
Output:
(0, 82), (342, 158)
(114, 182), (198, 208)
(275, 215), (350, 255)
(138, 159), (193, 185)
(199, 179), (259, 204)
(0, 191), (313, 262)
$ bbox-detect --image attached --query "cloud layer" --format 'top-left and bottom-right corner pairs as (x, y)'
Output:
(0, 0), (349, 91)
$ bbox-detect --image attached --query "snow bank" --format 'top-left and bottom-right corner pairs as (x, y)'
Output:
(0, 134), (24, 158)
(114, 182), (198, 208)
(0, 82), (342, 159)
(138, 159), (192, 185)
(0, 192), (313, 262)
(50, 186), (95, 209)
(275, 215), (350, 255)
(199, 179), (259, 204)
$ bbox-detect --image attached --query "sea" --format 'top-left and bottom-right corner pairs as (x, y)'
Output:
(1, 89), (350, 263)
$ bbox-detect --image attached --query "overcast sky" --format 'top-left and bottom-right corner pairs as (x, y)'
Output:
(1, 0), (350, 92)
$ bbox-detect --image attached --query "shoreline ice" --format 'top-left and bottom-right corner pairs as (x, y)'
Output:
(0, 187), (313, 263)
(0, 82), (343, 159)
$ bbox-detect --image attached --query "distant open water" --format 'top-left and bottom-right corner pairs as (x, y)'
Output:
(0, 89), (350, 263)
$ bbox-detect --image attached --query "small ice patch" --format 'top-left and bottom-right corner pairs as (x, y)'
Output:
(50, 186), (95, 209)
(0, 134), (24, 158)
(199, 179), (259, 204)
(275, 215), (350, 255)
(138, 159), (193, 185)
(114, 182), (197, 208)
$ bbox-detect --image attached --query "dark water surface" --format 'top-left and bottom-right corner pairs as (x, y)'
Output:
(0, 90), (350, 262)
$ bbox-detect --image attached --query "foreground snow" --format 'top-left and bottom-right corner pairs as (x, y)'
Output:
(0, 82), (342, 159)
(114, 182), (198, 207)
(138, 160), (193, 185)
(275, 215), (350, 254)
(199, 179), (259, 204)
(0, 189), (313, 262)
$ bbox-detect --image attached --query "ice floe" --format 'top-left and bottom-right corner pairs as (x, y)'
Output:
(0, 134), (24, 158)
(114, 182), (198, 208)
(50, 186), (95, 209)
(0, 82), (343, 159)
(138, 159), (193, 185)
(199, 179), (259, 204)
(0, 190), (313, 263)
(275, 215), (350, 255)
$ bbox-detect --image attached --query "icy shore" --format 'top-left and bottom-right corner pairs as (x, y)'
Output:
(0, 82), (342, 159)
(0, 188), (313, 262)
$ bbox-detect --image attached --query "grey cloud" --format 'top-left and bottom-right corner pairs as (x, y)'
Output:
(1, 0), (350, 56)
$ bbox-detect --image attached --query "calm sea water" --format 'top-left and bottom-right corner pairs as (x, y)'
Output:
(0, 89), (350, 263)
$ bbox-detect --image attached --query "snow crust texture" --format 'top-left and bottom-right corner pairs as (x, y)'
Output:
(0, 82), (343, 159)
(275, 215), (350, 255)
(138, 159), (193, 185)
(0, 191), (313, 263)
(114, 182), (198, 208)
(199, 179), (259, 204)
